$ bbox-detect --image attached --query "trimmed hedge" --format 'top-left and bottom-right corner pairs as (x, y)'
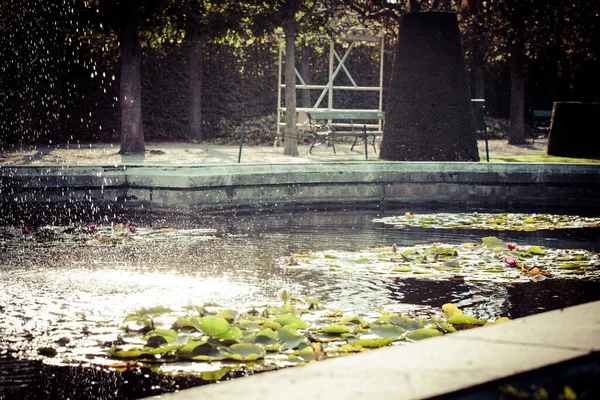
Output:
(380, 12), (479, 161)
(547, 102), (600, 158)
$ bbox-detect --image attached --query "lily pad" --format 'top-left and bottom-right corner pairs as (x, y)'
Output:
(321, 325), (352, 334)
(351, 337), (394, 348)
(220, 343), (266, 361)
(192, 316), (237, 339)
(446, 315), (486, 326)
(278, 326), (307, 350)
(406, 328), (443, 341)
(441, 303), (463, 319)
(274, 313), (309, 329)
(370, 324), (405, 339)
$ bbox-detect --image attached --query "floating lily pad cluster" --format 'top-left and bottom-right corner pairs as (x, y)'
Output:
(0, 223), (216, 247)
(373, 212), (600, 231)
(104, 294), (507, 379)
(287, 236), (600, 283)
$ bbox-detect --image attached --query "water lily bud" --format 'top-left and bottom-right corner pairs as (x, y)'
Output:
(129, 224), (137, 233)
(392, 243), (398, 253)
(506, 242), (518, 250)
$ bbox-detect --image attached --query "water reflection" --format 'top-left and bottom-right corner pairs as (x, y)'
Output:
(1, 209), (600, 354)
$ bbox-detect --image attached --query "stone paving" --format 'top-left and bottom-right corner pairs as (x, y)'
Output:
(0, 139), (548, 166)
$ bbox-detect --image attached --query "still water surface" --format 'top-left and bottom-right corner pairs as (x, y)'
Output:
(2, 208), (599, 348)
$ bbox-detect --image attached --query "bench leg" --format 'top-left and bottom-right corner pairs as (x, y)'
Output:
(329, 133), (336, 155)
(350, 136), (359, 151)
(370, 134), (377, 154)
(309, 136), (317, 154)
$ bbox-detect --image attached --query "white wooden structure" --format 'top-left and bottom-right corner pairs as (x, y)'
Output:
(276, 32), (385, 137)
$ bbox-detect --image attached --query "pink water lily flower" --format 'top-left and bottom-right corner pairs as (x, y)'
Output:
(129, 224), (137, 233)
(506, 242), (518, 250)
(502, 255), (519, 267)
(88, 224), (97, 233)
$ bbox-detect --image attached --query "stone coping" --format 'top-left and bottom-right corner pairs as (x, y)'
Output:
(151, 301), (600, 400)
(1, 162), (600, 214)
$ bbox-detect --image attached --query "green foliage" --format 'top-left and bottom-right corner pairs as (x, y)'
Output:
(289, 231), (600, 283)
(98, 293), (504, 379)
(374, 213), (600, 231)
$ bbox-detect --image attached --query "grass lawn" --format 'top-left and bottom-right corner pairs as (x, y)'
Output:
(489, 154), (600, 164)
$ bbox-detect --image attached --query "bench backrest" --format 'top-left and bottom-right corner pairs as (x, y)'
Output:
(307, 110), (384, 121)
(533, 110), (552, 118)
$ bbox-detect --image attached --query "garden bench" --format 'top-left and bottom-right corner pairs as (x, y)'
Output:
(304, 110), (384, 157)
(530, 109), (552, 143)
(532, 109), (552, 129)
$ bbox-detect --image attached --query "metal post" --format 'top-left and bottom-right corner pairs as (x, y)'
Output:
(238, 121), (247, 163)
(328, 38), (334, 111)
(471, 99), (488, 162)
(363, 124), (368, 160)
(379, 35), (385, 133)
(276, 35), (283, 140)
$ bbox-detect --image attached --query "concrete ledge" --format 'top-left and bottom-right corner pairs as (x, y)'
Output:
(154, 301), (600, 400)
(1, 162), (600, 216)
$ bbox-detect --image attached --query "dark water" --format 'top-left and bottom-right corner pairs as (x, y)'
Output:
(1, 208), (600, 399)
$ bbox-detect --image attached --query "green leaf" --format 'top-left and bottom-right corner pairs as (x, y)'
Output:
(215, 309), (239, 322)
(109, 347), (151, 359)
(192, 316), (232, 338)
(482, 236), (504, 248)
(177, 340), (225, 361)
(447, 315), (486, 325)
(278, 326), (306, 350)
(321, 325), (352, 334)
(200, 368), (231, 381)
(370, 324), (405, 339)
(220, 343), (266, 361)
(528, 246), (545, 255)
(559, 262), (586, 269)
(392, 267), (412, 272)
(252, 329), (280, 351)
(441, 303), (462, 319)
(352, 337), (393, 348)
(135, 305), (172, 316)
(386, 315), (424, 331)
(143, 329), (178, 343)
(406, 328), (443, 341)
(274, 313), (309, 329)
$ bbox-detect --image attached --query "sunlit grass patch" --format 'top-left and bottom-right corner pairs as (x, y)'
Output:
(489, 154), (600, 163)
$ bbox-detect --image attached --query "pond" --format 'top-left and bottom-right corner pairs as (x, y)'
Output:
(1, 208), (600, 399)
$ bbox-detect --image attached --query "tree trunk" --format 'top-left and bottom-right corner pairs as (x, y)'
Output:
(472, 44), (485, 100)
(469, 0), (486, 100)
(119, 8), (145, 154)
(300, 45), (311, 108)
(283, 19), (299, 156)
(508, 40), (526, 144)
(409, 0), (421, 12)
(188, 33), (203, 142)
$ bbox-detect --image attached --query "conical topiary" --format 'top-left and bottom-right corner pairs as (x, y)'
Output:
(380, 12), (480, 161)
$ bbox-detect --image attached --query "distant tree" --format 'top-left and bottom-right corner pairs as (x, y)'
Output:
(470, 0), (599, 144)
(161, 1), (241, 143)
(94, 0), (166, 154)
